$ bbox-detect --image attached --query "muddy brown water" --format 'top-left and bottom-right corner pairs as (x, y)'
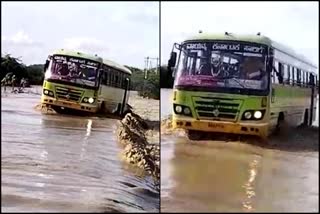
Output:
(161, 89), (319, 212)
(1, 87), (159, 212)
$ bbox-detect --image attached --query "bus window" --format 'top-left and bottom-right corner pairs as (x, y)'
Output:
(297, 68), (301, 86)
(118, 72), (122, 88)
(304, 71), (307, 87)
(123, 74), (128, 89)
(273, 61), (280, 84)
(273, 60), (277, 83)
(301, 70), (305, 87)
(291, 67), (295, 86)
(115, 71), (119, 88)
(108, 70), (112, 86)
(285, 64), (290, 85)
(278, 62), (284, 84)
(102, 71), (106, 85)
(307, 72), (313, 87)
(103, 67), (108, 86)
(111, 70), (115, 87)
(118, 73), (122, 88)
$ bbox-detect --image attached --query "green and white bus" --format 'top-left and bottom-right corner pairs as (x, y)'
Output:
(167, 33), (318, 139)
(99, 58), (132, 114)
(41, 49), (131, 116)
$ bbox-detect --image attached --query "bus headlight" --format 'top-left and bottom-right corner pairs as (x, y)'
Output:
(254, 111), (262, 119)
(242, 110), (265, 120)
(244, 111), (252, 119)
(43, 89), (54, 97)
(183, 107), (191, 115)
(82, 97), (95, 104)
(175, 105), (183, 113)
(174, 104), (192, 117)
(88, 97), (94, 104)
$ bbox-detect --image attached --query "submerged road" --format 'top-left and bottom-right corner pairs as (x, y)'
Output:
(161, 89), (319, 212)
(1, 87), (159, 212)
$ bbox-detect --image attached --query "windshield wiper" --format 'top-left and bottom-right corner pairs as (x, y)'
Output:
(70, 75), (87, 86)
(217, 74), (247, 89)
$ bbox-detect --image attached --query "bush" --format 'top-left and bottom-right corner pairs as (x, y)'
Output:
(125, 65), (160, 100)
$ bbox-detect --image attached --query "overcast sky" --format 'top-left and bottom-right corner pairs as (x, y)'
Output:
(161, 1), (319, 69)
(1, 2), (159, 69)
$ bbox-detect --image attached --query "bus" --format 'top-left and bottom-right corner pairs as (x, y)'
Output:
(166, 33), (318, 140)
(41, 49), (131, 116)
(99, 58), (132, 115)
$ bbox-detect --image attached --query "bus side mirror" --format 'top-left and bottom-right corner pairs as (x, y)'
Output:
(44, 60), (50, 72)
(167, 52), (177, 78)
(168, 52), (177, 68)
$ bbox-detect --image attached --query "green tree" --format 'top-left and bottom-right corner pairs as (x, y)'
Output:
(1, 54), (28, 81)
(26, 64), (44, 85)
(124, 65), (160, 99)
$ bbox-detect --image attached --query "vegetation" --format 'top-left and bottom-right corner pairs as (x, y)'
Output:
(1, 54), (44, 86)
(1, 53), (159, 99)
(125, 65), (160, 100)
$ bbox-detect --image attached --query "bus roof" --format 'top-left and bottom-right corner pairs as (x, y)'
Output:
(103, 58), (132, 75)
(51, 49), (103, 63)
(185, 33), (317, 69)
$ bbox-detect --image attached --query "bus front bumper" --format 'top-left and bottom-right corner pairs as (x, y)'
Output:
(41, 97), (97, 113)
(172, 117), (268, 138)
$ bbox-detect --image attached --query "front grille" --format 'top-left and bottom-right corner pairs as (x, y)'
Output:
(193, 96), (243, 121)
(55, 87), (83, 102)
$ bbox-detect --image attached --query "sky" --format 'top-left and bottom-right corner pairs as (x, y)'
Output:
(161, 1), (319, 69)
(1, 1), (159, 69)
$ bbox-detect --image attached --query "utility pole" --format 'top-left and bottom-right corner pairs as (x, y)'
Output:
(146, 57), (159, 74)
(143, 56), (159, 96)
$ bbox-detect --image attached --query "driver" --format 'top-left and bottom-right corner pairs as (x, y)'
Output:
(198, 50), (216, 76)
(68, 62), (78, 77)
(242, 57), (266, 80)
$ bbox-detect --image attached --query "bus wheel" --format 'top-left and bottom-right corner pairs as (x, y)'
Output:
(275, 112), (284, 135)
(98, 101), (105, 114)
(115, 103), (122, 116)
(301, 109), (309, 127)
(187, 130), (203, 141)
(121, 105), (132, 117)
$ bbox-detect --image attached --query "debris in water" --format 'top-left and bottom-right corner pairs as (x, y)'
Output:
(116, 112), (160, 188)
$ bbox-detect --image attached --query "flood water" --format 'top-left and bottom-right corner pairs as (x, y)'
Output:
(161, 88), (319, 212)
(1, 87), (159, 212)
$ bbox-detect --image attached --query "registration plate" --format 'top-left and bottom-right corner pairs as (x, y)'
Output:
(208, 122), (224, 129)
(61, 101), (72, 106)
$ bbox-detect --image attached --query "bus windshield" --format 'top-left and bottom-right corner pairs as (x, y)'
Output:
(174, 41), (269, 93)
(45, 55), (100, 87)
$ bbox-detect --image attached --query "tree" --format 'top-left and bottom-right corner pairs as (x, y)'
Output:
(124, 65), (160, 100)
(1, 54), (28, 81)
(26, 64), (44, 85)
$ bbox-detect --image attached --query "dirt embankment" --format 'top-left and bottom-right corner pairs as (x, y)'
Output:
(116, 112), (160, 187)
